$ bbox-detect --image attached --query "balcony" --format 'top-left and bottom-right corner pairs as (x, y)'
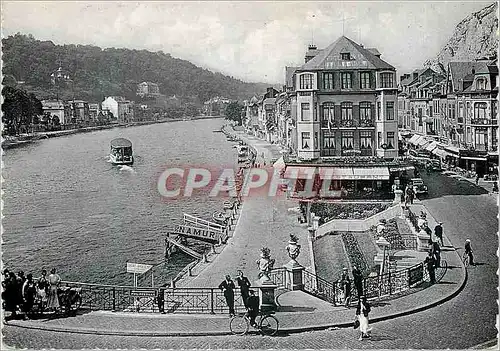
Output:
(339, 120), (356, 128)
(359, 120), (375, 127)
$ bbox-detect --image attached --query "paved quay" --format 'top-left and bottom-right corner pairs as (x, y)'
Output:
(4, 127), (467, 340)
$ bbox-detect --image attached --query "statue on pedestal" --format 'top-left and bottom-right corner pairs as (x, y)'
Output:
(286, 234), (301, 262)
(256, 247), (275, 280)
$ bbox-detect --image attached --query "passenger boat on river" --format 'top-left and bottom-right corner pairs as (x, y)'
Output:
(109, 138), (134, 165)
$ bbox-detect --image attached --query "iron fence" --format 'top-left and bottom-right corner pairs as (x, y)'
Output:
(61, 258), (442, 314)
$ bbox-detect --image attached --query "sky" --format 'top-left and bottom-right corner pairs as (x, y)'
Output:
(1, 1), (493, 84)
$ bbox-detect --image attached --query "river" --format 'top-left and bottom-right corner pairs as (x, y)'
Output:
(2, 118), (237, 287)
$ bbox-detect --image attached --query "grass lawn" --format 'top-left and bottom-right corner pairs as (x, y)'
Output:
(313, 233), (350, 282)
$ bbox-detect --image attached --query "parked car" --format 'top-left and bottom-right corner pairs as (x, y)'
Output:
(411, 178), (428, 195)
(426, 160), (442, 172)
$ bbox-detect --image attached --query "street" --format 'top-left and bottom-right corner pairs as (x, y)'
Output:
(3, 170), (498, 349)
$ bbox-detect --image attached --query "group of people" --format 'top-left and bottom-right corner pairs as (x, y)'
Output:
(339, 266), (372, 340)
(218, 271), (260, 327)
(2, 268), (61, 319)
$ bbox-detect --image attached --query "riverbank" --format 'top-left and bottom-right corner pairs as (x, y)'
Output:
(2, 115), (224, 150)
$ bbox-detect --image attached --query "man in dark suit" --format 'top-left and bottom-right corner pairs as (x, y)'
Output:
(219, 275), (236, 317)
(235, 270), (251, 308)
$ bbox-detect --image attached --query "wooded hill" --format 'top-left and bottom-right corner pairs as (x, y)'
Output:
(2, 33), (275, 104)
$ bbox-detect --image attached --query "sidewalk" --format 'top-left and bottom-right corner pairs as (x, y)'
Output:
(4, 128), (468, 336)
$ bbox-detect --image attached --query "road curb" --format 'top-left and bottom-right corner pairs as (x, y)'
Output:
(5, 252), (467, 337)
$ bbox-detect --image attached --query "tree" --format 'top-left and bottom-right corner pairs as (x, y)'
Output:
(1, 86), (42, 135)
(225, 101), (244, 125)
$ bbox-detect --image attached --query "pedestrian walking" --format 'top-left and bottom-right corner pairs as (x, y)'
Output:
(355, 296), (371, 340)
(434, 222), (444, 246)
(46, 268), (61, 312)
(22, 274), (37, 319)
(352, 266), (363, 297)
(340, 268), (352, 308)
(465, 239), (475, 266)
(404, 185), (414, 207)
(219, 274), (236, 317)
(235, 270), (251, 308)
(425, 252), (436, 284)
(475, 173), (480, 185)
(431, 241), (441, 268)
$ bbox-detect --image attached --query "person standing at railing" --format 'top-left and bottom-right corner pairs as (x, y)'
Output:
(219, 275), (236, 317)
(246, 289), (259, 327)
(37, 269), (48, 311)
(340, 268), (352, 308)
(157, 287), (165, 314)
(22, 274), (37, 319)
(235, 270), (251, 309)
(46, 268), (61, 313)
(352, 266), (363, 298)
(465, 239), (474, 266)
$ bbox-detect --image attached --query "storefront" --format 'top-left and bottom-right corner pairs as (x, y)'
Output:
(459, 150), (488, 175)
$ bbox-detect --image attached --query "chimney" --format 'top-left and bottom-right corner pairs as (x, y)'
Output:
(305, 44), (319, 63)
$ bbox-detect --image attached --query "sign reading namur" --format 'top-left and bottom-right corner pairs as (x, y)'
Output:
(173, 224), (220, 243)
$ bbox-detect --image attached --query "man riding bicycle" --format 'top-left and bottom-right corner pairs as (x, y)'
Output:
(246, 290), (259, 327)
(465, 239), (474, 266)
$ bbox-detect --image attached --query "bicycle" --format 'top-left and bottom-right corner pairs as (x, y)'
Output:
(229, 312), (279, 336)
(462, 251), (474, 268)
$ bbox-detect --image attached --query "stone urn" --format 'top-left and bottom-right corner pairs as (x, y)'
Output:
(286, 234), (301, 264)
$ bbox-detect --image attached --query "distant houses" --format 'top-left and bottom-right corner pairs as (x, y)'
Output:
(203, 96), (231, 116)
(101, 96), (134, 124)
(137, 81), (160, 98)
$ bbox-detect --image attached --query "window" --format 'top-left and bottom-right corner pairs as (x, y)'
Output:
(386, 102), (395, 120)
(301, 132), (311, 149)
(493, 101), (498, 119)
(314, 132), (318, 149)
(299, 74), (313, 89)
(360, 72), (370, 89)
(322, 73), (334, 90)
(380, 73), (394, 88)
(360, 131), (372, 149)
(321, 103), (335, 128)
(458, 101), (464, 118)
(476, 78), (486, 90)
(360, 102), (372, 123)
(378, 132), (383, 148)
(321, 131), (335, 156)
(474, 102), (487, 119)
(301, 103), (310, 121)
(341, 102), (353, 122)
(341, 131), (354, 150)
(387, 132), (395, 149)
(475, 129), (487, 151)
(341, 73), (352, 89)
(341, 53), (351, 60)
(377, 102), (381, 120)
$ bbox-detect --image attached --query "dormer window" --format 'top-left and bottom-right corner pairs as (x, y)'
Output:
(476, 78), (486, 90)
(341, 53), (351, 60)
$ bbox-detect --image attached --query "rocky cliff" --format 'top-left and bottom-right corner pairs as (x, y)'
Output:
(425, 2), (498, 74)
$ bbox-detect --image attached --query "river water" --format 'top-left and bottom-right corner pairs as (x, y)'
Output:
(2, 118), (237, 286)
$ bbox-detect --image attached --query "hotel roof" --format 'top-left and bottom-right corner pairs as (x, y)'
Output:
(299, 36), (395, 71)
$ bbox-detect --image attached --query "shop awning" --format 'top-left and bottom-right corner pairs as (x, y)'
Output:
(461, 156), (487, 161)
(389, 165), (415, 172)
(425, 141), (438, 152)
(417, 137), (431, 146)
(352, 167), (390, 180)
(318, 167), (354, 180)
(408, 135), (421, 145)
(284, 166), (316, 179)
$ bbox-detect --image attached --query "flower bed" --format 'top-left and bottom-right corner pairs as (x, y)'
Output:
(300, 202), (391, 225)
(341, 231), (369, 276)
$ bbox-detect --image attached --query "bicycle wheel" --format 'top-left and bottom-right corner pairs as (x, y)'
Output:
(230, 315), (250, 336)
(259, 315), (279, 336)
(462, 254), (469, 267)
